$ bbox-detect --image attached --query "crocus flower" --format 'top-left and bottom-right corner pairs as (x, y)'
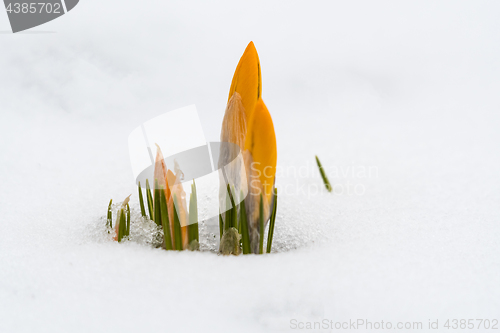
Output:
(220, 41), (277, 253)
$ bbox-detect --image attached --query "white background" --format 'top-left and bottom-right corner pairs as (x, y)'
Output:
(0, 1), (499, 332)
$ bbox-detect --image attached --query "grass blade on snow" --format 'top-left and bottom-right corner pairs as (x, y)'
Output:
(315, 155), (332, 192)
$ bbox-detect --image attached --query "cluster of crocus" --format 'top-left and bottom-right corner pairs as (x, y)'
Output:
(111, 144), (199, 250)
(109, 42), (279, 255)
(219, 41), (278, 254)
(148, 144), (199, 250)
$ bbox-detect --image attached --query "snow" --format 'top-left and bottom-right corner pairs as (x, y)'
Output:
(1, 1), (500, 332)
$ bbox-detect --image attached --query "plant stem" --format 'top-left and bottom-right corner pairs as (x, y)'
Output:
(315, 155), (332, 192)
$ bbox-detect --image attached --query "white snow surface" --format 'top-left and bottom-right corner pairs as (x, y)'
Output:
(1, 1), (500, 332)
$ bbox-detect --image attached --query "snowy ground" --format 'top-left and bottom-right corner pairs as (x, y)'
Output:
(1, 1), (499, 332)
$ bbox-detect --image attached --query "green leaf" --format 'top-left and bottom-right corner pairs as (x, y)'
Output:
(240, 192), (250, 255)
(159, 189), (173, 250)
(107, 199), (113, 228)
(315, 155), (332, 192)
(146, 179), (154, 220)
(138, 182), (146, 217)
(172, 194), (183, 250)
(266, 188), (278, 253)
(118, 208), (126, 242)
(154, 179), (162, 226)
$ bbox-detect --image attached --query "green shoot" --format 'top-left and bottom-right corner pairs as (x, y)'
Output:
(315, 155), (332, 192)
(266, 188), (278, 253)
(117, 208), (126, 242)
(224, 184), (237, 230)
(153, 179), (162, 226)
(107, 170), (280, 255)
(240, 192), (250, 255)
(146, 179), (154, 219)
(172, 195), (182, 250)
(107, 199), (113, 228)
(159, 189), (173, 250)
(138, 182), (146, 217)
